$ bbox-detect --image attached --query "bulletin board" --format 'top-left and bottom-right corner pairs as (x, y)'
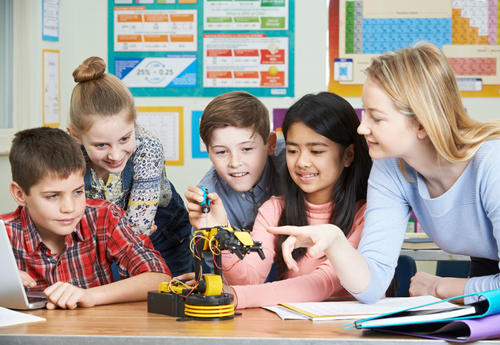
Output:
(328, 0), (500, 97)
(108, 0), (295, 97)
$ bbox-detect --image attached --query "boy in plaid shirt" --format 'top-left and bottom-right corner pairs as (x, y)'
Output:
(2, 127), (171, 309)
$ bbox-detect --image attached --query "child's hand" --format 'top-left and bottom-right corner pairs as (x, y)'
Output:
(19, 270), (36, 288)
(185, 186), (229, 229)
(267, 224), (340, 272)
(149, 221), (158, 235)
(44, 282), (96, 310)
(173, 272), (196, 286)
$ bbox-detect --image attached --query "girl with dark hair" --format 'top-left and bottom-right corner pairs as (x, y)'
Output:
(221, 92), (372, 309)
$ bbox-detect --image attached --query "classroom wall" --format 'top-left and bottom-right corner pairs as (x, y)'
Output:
(1, 0), (499, 216)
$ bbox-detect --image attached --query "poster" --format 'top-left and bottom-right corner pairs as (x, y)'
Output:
(115, 55), (196, 88)
(42, 49), (60, 127)
(191, 110), (208, 158)
(329, 0), (500, 97)
(136, 106), (184, 165)
(204, 0), (289, 31)
(203, 34), (288, 92)
(108, 0), (294, 97)
(42, 0), (59, 41)
(113, 7), (197, 52)
(272, 108), (287, 137)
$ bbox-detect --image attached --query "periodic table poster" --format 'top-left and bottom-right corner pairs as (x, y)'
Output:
(329, 0), (500, 97)
(108, 0), (295, 97)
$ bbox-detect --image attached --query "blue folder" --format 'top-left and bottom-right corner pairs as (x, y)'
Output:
(345, 289), (500, 329)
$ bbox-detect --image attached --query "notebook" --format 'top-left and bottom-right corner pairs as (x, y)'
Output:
(347, 289), (500, 342)
(349, 289), (500, 329)
(263, 296), (453, 321)
(0, 220), (47, 310)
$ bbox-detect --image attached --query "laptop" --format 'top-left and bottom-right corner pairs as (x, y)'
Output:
(0, 220), (47, 310)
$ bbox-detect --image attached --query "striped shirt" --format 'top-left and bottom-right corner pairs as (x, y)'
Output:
(2, 199), (170, 293)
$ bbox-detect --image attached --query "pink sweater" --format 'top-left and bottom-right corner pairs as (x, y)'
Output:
(222, 196), (365, 309)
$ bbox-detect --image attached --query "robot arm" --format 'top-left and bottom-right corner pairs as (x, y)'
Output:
(193, 226), (265, 281)
(214, 227), (265, 260)
(150, 189), (265, 320)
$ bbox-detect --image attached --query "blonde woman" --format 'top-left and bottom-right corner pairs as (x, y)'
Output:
(268, 43), (500, 304)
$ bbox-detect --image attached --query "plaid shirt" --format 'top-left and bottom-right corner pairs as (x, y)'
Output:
(1, 199), (170, 293)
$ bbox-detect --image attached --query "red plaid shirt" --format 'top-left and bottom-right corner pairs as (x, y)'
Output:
(2, 199), (170, 293)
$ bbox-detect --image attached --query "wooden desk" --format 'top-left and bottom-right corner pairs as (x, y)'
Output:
(1, 302), (499, 344)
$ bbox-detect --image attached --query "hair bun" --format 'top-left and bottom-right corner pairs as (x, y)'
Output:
(73, 56), (106, 83)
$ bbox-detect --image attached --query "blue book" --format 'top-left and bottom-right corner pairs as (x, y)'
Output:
(346, 289), (500, 329)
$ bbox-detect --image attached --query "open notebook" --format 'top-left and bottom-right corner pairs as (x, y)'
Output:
(263, 296), (453, 321)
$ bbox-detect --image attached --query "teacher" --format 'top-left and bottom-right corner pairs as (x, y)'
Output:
(268, 43), (500, 303)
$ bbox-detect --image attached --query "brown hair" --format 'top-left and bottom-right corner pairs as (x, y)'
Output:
(366, 43), (500, 164)
(199, 91), (270, 147)
(69, 56), (136, 136)
(10, 127), (86, 194)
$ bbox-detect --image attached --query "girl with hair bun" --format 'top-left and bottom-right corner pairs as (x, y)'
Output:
(68, 56), (192, 277)
(269, 43), (500, 304)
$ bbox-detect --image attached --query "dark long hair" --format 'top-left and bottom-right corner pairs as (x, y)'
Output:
(276, 92), (372, 278)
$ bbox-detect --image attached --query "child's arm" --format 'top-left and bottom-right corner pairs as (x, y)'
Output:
(43, 272), (169, 309)
(232, 208), (365, 309)
(267, 204), (370, 296)
(267, 224), (370, 294)
(125, 128), (165, 235)
(232, 259), (339, 309)
(106, 203), (172, 283)
(185, 186), (229, 228)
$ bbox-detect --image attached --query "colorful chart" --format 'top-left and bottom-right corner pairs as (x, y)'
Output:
(108, 0), (295, 97)
(329, 0), (500, 97)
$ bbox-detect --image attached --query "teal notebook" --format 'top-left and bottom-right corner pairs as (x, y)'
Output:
(346, 289), (500, 329)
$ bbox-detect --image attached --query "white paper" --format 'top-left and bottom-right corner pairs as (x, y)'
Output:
(264, 296), (456, 321)
(262, 305), (309, 320)
(43, 50), (60, 125)
(42, 0), (59, 39)
(0, 307), (45, 327)
(137, 111), (180, 162)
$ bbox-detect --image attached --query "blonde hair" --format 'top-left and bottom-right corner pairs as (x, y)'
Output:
(69, 56), (136, 136)
(366, 42), (500, 163)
